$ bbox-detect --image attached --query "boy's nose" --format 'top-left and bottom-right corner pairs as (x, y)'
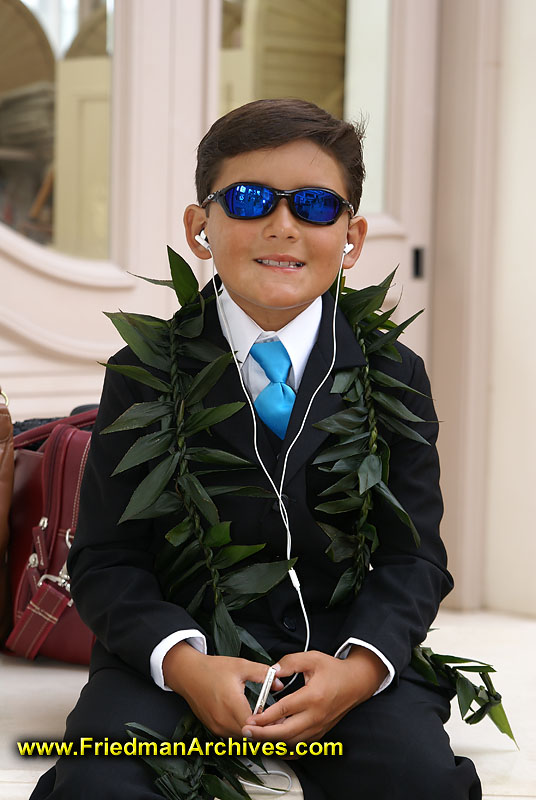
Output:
(263, 198), (300, 239)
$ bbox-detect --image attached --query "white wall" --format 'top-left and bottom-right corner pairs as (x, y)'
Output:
(484, 0), (536, 614)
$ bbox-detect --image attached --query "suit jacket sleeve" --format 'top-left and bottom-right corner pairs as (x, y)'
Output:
(68, 349), (205, 677)
(335, 348), (453, 679)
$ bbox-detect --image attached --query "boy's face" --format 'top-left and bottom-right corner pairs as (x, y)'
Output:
(184, 139), (367, 330)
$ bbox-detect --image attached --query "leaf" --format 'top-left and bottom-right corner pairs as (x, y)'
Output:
(182, 403), (245, 437)
(317, 521), (346, 541)
(120, 312), (170, 343)
(165, 518), (194, 547)
(202, 774), (248, 800)
(465, 705), (490, 725)
(177, 472), (219, 526)
(321, 456), (367, 474)
(379, 414), (431, 447)
(431, 654), (493, 667)
(372, 391), (425, 423)
(451, 665), (496, 673)
(313, 407), (368, 436)
(411, 646), (439, 685)
(206, 485), (274, 499)
(318, 471), (359, 496)
(184, 352), (234, 406)
(457, 674), (478, 717)
(235, 625), (272, 663)
(168, 559), (206, 595)
(360, 303), (398, 334)
(178, 338), (227, 363)
(175, 297), (205, 338)
(186, 447), (252, 468)
(167, 246), (199, 306)
(112, 429), (175, 475)
(339, 277), (394, 325)
(373, 480), (420, 546)
(212, 599), (241, 657)
(324, 531), (358, 563)
(313, 436), (369, 465)
(369, 368), (428, 397)
(212, 544), (266, 569)
(186, 581), (209, 616)
(119, 453), (179, 523)
(487, 701), (517, 744)
(358, 453), (383, 494)
(129, 273), (175, 289)
(331, 368), (360, 394)
(100, 401), (173, 434)
(102, 362), (171, 393)
(315, 494), (364, 514)
(103, 312), (170, 372)
(366, 310), (424, 354)
(328, 567), (357, 607)
(204, 521), (232, 548)
(165, 539), (204, 578)
(125, 722), (167, 742)
(127, 490), (181, 519)
(154, 773), (190, 799)
(376, 342), (403, 363)
(221, 559), (297, 610)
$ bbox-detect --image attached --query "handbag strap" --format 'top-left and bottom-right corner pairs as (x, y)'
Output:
(13, 407), (98, 450)
(5, 581), (71, 659)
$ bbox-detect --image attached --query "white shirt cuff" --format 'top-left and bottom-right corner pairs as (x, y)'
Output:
(334, 638), (395, 695)
(149, 630), (207, 691)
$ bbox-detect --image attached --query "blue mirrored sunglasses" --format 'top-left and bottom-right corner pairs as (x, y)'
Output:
(201, 182), (355, 225)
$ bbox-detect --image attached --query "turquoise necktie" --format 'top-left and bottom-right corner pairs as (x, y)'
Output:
(249, 340), (296, 439)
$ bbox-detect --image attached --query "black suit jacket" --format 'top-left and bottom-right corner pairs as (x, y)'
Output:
(69, 287), (452, 683)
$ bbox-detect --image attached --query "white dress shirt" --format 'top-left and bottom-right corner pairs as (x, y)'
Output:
(150, 286), (394, 693)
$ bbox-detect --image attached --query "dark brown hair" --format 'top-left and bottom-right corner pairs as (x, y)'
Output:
(195, 98), (366, 212)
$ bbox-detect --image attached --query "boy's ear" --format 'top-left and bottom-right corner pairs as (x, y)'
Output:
(343, 216), (368, 269)
(184, 204), (212, 260)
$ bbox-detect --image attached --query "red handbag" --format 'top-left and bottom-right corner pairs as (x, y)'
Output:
(5, 409), (98, 664)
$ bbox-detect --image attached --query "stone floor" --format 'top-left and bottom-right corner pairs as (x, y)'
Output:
(0, 609), (534, 799)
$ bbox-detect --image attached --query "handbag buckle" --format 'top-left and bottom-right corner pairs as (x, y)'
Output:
(37, 571), (73, 605)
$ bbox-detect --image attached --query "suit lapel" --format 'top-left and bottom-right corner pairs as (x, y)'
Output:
(274, 291), (366, 488)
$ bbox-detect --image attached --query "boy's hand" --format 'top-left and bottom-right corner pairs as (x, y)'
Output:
(162, 642), (284, 738)
(241, 647), (388, 749)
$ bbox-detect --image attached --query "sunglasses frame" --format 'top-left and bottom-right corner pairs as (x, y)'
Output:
(201, 182), (355, 226)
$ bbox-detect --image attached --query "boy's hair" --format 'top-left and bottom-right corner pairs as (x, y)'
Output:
(196, 98), (366, 212)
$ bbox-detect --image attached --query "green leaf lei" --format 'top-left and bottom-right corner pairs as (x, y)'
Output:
(102, 247), (515, 799)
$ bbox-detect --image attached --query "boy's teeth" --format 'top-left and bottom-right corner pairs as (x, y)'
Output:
(257, 259), (304, 267)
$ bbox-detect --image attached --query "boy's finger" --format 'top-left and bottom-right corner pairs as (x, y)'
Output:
(275, 651), (320, 677)
(246, 687), (307, 726)
(242, 710), (312, 745)
(240, 661), (281, 685)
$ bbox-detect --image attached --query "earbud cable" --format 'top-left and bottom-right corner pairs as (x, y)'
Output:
(210, 253), (344, 693)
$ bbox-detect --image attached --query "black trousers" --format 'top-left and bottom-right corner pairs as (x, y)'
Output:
(30, 659), (481, 800)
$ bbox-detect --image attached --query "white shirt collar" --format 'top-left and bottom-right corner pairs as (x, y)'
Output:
(216, 284), (322, 390)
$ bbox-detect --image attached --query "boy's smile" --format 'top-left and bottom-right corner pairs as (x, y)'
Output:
(185, 140), (367, 330)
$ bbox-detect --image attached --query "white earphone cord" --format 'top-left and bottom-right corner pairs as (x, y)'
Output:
(210, 248), (344, 697)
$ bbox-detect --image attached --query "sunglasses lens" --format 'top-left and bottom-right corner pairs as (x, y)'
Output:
(224, 184), (274, 218)
(293, 189), (340, 223)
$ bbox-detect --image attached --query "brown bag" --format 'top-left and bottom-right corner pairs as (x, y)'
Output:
(0, 387), (14, 642)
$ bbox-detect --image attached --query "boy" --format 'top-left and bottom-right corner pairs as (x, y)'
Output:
(31, 99), (481, 799)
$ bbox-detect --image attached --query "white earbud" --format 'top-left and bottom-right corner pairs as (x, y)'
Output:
(195, 231), (212, 251)
(343, 241), (354, 255)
